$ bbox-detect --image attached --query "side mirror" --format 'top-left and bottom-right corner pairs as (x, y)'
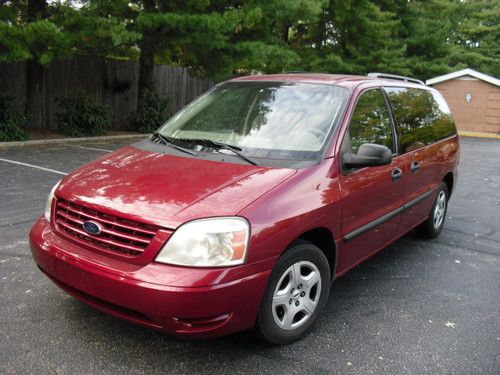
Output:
(342, 143), (392, 169)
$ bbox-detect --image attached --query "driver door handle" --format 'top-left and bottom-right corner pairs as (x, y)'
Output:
(411, 161), (420, 173)
(392, 168), (403, 181)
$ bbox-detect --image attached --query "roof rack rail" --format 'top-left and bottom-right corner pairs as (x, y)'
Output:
(367, 72), (425, 85)
(284, 71), (311, 74)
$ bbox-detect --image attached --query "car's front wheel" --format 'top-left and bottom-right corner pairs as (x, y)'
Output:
(255, 240), (330, 345)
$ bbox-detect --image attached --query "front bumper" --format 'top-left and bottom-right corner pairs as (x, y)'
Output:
(29, 217), (273, 337)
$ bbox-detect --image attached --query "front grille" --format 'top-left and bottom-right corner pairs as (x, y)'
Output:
(54, 198), (158, 257)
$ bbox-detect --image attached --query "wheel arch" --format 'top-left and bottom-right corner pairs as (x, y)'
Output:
(443, 172), (454, 197)
(295, 227), (337, 281)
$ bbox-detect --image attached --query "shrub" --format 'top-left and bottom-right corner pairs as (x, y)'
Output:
(56, 93), (110, 137)
(129, 90), (170, 133)
(0, 95), (29, 142)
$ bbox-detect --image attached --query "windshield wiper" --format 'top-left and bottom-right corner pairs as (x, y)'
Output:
(177, 138), (259, 166)
(152, 132), (198, 156)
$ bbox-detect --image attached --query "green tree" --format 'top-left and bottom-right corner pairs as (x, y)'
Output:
(218, 0), (326, 75)
(53, 1), (141, 60)
(300, 0), (408, 75)
(1, 1), (71, 127)
(1, 0), (499, 134)
(399, 0), (462, 79)
(449, 0), (500, 77)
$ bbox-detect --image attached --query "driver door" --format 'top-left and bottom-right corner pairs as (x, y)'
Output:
(337, 89), (407, 272)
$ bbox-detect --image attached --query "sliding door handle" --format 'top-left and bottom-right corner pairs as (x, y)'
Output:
(411, 161), (420, 173)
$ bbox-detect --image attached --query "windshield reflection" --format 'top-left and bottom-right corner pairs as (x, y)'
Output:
(158, 81), (349, 161)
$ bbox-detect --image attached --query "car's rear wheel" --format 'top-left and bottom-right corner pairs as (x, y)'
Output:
(255, 240), (330, 345)
(416, 182), (449, 239)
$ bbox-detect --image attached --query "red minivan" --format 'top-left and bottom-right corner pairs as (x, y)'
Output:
(30, 73), (459, 344)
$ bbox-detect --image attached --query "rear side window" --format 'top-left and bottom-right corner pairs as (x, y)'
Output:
(344, 89), (394, 154)
(385, 88), (456, 153)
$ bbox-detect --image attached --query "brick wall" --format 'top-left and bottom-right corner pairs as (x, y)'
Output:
(431, 78), (500, 134)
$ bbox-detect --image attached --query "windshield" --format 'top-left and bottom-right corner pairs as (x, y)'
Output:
(157, 81), (350, 166)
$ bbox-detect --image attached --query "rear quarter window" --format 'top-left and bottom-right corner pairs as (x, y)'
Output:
(384, 87), (457, 153)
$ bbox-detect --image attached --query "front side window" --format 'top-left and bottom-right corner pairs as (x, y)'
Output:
(157, 82), (350, 167)
(343, 89), (394, 155)
(385, 87), (456, 153)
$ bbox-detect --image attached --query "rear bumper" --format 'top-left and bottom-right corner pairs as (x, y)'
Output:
(29, 217), (272, 337)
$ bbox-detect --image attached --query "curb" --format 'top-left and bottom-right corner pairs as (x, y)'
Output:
(0, 134), (150, 149)
(458, 131), (500, 139)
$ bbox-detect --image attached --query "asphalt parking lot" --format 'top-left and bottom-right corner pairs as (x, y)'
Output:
(1, 137), (499, 374)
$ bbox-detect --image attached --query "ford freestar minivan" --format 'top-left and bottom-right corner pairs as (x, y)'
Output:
(30, 73), (459, 344)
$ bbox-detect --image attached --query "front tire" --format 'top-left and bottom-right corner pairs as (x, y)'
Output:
(416, 182), (449, 239)
(255, 240), (330, 345)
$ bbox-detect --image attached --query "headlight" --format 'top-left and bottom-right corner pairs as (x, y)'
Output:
(156, 217), (250, 267)
(44, 181), (61, 222)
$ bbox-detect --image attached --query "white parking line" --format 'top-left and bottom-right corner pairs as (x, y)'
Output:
(0, 158), (67, 175)
(66, 144), (112, 152)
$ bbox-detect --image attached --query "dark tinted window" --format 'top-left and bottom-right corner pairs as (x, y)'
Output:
(385, 88), (456, 153)
(344, 89), (394, 154)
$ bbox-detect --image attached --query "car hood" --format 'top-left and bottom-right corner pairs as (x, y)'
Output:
(56, 145), (296, 228)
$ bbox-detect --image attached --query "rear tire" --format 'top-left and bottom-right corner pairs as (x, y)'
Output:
(254, 240), (330, 345)
(416, 182), (448, 239)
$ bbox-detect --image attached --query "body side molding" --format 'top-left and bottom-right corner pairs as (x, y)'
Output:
(344, 188), (435, 242)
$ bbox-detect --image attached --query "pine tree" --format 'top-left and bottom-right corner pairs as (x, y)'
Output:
(449, 0), (500, 77)
(299, 0), (408, 75)
(1, 0), (498, 129)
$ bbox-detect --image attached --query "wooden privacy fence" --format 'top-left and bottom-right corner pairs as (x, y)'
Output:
(0, 56), (214, 130)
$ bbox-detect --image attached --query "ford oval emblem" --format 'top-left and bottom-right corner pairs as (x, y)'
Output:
(82, 220), (103, 235)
